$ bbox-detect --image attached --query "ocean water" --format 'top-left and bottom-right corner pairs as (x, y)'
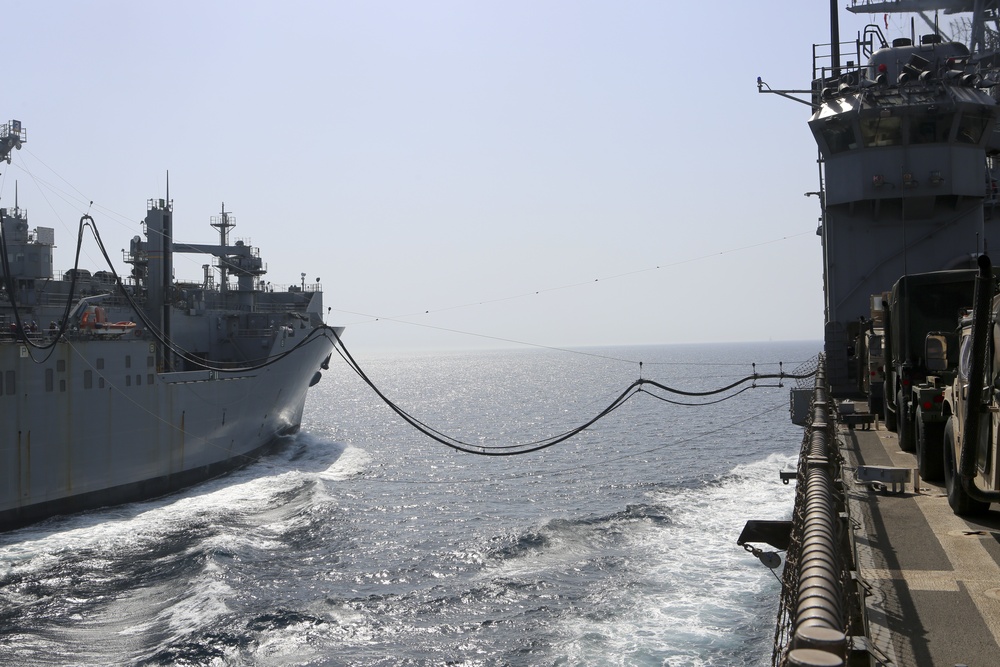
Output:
(0, 341), (818, 666)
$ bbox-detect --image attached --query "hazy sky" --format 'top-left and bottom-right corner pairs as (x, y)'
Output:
(2, 2), (912, 352)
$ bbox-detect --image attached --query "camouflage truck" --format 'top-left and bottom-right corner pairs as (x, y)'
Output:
(883, 270), (977, 480)
(939, 255), (1000, 515)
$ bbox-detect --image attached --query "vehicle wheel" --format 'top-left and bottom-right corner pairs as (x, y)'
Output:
(944, 416), (989, 516)
(915, 408), (944, 481)
(883, 388), (897, 431)
(898, 390), (915, 452)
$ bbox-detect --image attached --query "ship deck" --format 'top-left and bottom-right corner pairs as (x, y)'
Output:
(842, 412), (1000, 666)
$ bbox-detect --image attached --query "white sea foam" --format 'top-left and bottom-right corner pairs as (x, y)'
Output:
(0, 434), (351, 578)
(552, 453), (796, 666)
(315, 441), (371, 481)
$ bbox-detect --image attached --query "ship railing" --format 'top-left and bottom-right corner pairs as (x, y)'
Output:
(0, 328), (48, 342)
(175, 278), (323, 296)
(33, 291), (135, 309)
(262, 282), (323, 294)
(252, 302), (309, 314)
(188, 295), (310, 316)
(809, 23), (891, 108)
(0, 328), (103, 343)
(1, 120), (26, 144)
(231, 327), (310, 339)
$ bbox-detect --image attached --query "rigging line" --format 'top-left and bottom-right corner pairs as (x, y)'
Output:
(331, 330), (816, 455)
(607, 358), (815, 367)
(10, 153), (132, 281)
(639, 372), (813, 397)
(15, 149), (251, 280)
(366, 400), (795, 486)
(337, 349), (642, 453)
(332, 335), (798, 450)
(339, 229), (815, 322)
(20, 147), (92, 205)
(17, 149), (150, 238)
(333, 341), (645, 446)
(331, 329), (646, 454)
(333, 310), (643, 364)
(639, 385), (756, 406)
(332, 332), (650, 452)
(497, 400), (795, 481)
(334, 308), (816, 370)
(0, 214), (88, 363)
(13, 154), (104, 240)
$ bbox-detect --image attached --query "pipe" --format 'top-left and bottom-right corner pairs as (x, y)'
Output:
(829, 0), (840, 78)
(788, 358), (848, 661)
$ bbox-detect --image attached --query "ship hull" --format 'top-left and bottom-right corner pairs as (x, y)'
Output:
(0, 327), (337, 531)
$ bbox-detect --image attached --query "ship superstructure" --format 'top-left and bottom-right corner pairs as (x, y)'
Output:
(793, 3), (1000, 395)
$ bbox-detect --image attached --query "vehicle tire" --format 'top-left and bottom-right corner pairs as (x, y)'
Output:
(944, 416), (989, 516)
(898, 390), (915, 452)
(883, 387), (897, 432)
(915, 408), (944, 481)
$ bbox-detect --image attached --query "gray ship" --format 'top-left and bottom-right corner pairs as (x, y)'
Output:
(0, 121), (341, 531)
(745, 2), (1000, 665)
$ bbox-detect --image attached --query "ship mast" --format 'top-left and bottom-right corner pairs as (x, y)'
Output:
(210, 203), (235, 296)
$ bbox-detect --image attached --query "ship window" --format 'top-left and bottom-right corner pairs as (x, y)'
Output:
(909, 113), (954, 144)
(861, 114), (902, 147)
(45, 368), (53, 392)
(99, 377), (105, 389)
(958, 111), (992, 144)
(125, 375), (131, 387)
(84, 370), (93, 389)
(147, 374), (154, 385)
(125, 355), (131, 369)
(136, 374), (142, 386)
(56, 359), (65, 372)
(97, 358), (104, 370)
(5, 371), (13, 395)
(819, 117), (858, 154)
(59, 379), (66, 392)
